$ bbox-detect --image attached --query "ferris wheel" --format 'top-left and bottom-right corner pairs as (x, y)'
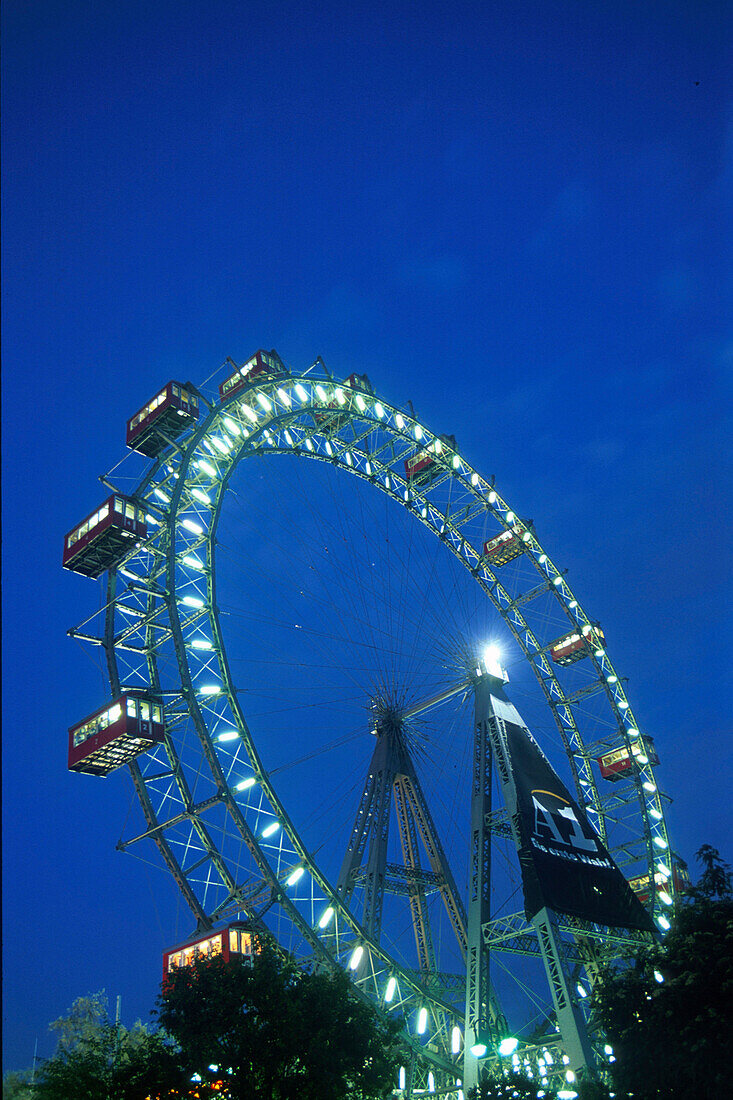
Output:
(64, 350), (682, 1095)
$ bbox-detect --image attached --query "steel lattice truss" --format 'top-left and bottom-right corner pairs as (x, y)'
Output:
(69, 360), (675, 1093)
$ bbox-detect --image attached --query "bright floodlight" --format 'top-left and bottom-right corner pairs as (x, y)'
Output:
(483, 645), (505, 680)
(498, 1037), (519, 1056)
(469, 1041), (488, 1058)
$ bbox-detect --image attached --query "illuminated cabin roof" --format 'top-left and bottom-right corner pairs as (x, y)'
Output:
(68, 693), (164, 777)
(127, 382), (199, 457)
(62, 496), (147, 579)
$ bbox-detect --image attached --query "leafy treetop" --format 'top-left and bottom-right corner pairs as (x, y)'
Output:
(155, 941), (403, 1100)
(591, 846), (733, 1100)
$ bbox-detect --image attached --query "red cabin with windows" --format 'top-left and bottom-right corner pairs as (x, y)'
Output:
(62, 496), (147, 578)
(404, 434), (457, 487)
(628, 855), (690, 904)
(163, 922), (259, 979)
(483, 523), (529, 567)
(219, 349), (286, 402)
(346, 372), (373, 394)
(314, 373), (374, 433)
(597, 737), (660, 782)
(68, 693), (165, 776)
(549, 624), (606, 666)
(127, 382), (199, 457)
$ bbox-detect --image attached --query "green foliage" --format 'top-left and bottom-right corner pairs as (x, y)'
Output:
(686, 843), (732, 901)
(592, 846), (733, 1099)
(2, 1072), (35, 1100)
(47, 991), (108, 1054)
(155, 943), (403, 1099)
(21, 993), (183, 1100)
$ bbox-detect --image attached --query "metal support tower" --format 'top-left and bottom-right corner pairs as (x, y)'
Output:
(463, 673), (501, 1092)
(336, 702), (468, 975)
(479, 673), (597, 1078)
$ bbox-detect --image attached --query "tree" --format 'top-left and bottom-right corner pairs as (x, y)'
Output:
(591, 846), (733, 1099)
(2, 1072), (35, 1100)
(47, 991), (107, 1054)
(686, 843), (732, 901)
(29, 992), (183, 1100)
(155, 943), (403, 1100)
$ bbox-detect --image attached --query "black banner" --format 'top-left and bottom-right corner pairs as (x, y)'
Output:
(504, 720), (655, 932)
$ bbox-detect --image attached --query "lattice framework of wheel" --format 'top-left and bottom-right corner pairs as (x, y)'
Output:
(67, 354), (676, 1091)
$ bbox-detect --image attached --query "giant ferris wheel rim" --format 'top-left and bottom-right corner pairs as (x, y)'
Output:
(90, 356), (671, 1082)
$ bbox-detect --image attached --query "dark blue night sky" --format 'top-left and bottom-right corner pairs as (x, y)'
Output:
(3, 0), (731, 1074)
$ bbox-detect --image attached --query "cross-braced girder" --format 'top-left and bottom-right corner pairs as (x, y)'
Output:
(336, 702), (468, 980)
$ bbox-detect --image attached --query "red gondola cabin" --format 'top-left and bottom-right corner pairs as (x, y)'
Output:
(127, 382), (199, 457)
(549, 624), (606, 666)
(628, 855), (690, 904)
(63, 496), (147, 578)
(404, 434), (457, 487)
(346, 372), (373, 394)
(163, 922), (259, 979)
(68, 693), (165, 776)
(483, 523), (529, 567)
(219, 349), (286, 402)
(597, 737), (660, 782)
